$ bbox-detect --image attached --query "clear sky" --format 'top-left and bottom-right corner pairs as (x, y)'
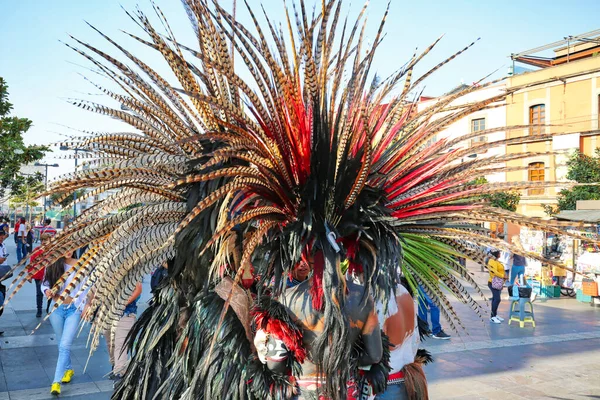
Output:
(1, 0), (599, 179)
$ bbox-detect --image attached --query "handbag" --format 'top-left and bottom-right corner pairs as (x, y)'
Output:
(508, 285), (532, 298)
(491, 276), (504, 290)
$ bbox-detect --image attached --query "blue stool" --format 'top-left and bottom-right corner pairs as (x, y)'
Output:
(508, 297), (535, 328)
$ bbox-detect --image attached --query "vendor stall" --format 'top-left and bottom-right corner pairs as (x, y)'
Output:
(555, 210), (600, 306)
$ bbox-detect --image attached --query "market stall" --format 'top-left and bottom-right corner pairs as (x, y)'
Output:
(555, 210), (600, 307)
(519, 227), (562, 298)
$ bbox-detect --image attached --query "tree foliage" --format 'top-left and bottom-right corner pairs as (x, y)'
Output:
(544, 149), (600, 216)
(8, 175), (45, 221)
(472, 177), (521, 212)
(0, 77), (48, 196)
(49, 189), (87, 208)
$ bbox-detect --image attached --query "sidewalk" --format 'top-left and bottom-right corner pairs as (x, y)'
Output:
(0, 239), (152, 400)
(1, 241), (599, 399)
(424, 261), (600, 399)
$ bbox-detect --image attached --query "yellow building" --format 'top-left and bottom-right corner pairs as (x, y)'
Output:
(506, 32), (600, 217)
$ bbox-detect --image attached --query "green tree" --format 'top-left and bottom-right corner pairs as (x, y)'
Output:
(49, 189), (86, 209)
(9, 176), (45, 222)
(0, 77), (48, 196)
(544, 149), (600, 216)
(472, 177), (521, 212)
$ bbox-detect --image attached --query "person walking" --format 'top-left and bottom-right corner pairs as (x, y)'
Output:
(26, 224), (34, 255)
(417, 286), (451, 340)
(0, 231), (13, 335)
(40, 218), (57, 237)
(16, 217), (27, 262)
(487, 250), (505, 324)
(28, 233), (51, 317)
(104, 282), (142, 382)
(41, 252), (87, 395)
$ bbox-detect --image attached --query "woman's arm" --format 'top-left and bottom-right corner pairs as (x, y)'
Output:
(126, 283), (142, 305)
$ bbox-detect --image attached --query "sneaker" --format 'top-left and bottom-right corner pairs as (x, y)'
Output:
(61, 369), (74, 383)
(110, 373), (122, 381)
(36, 310), (42, 318)
(432, 330), (451, 340)
(50, 382), (61, 395)
(496, 316), (505, 322)
(113, 374), (122, 390)
(490, 316), (501, 324)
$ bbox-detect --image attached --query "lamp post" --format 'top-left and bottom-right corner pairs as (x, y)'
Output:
(34, 162), (59, 219)
(59, 145), (90, 219)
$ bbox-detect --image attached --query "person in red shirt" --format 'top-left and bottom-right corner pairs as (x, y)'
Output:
(29, 233), (51, 317)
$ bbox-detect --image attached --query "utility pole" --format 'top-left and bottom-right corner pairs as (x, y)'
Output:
(34, 162), (59, 219)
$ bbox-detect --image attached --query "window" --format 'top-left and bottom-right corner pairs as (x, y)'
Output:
(529, 104), (545, 135)
(528, 162), (545, 195)
(598, 95), (600, 127)
(470, 118), (487, 145)
(471, 118), (486, 133)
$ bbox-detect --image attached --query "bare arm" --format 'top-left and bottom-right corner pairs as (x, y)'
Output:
(383, 293), (415, 348)
(127, 283), (142, 305)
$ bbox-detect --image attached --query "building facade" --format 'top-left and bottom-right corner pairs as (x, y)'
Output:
(418, 83), (507, 183)
(506, 38), (600, 217)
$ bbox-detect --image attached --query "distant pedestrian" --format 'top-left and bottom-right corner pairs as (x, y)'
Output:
(487, 250), (505, 324)
(103, 282), (142, 382)
(510, 235), (527, 286)
(26, 224), (34, 254)
(28, 233), (52, 318)
(0, 231), (12, 333)
(417, 285), (451, 340)
(42, 252), (87, 395)
(0, 218), (9, 235)
(16, 217), (27, 262)
(13, 218), (20, 244)
(40, 218), (57, 238)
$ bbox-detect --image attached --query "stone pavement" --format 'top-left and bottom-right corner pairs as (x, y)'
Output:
(1, 238), (599, 399)
(423, 262), (600, 399)
(0, 239), (151, 400)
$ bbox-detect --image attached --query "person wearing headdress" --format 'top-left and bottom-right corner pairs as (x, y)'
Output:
(5, 1), (583, 399)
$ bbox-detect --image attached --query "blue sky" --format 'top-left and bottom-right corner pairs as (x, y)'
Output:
(1, 0), (599, 179)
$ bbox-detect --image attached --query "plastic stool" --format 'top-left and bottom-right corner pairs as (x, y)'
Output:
(508, 297), (535, 328)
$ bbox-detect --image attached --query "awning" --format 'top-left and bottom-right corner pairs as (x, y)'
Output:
(555, 210), (600, 223)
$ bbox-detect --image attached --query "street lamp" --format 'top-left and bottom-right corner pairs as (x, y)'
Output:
(59, 145), (91, 218)
(34, 162), (59, 219)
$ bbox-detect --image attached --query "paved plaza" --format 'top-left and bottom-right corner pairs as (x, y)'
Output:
(0, 240), (599, 399)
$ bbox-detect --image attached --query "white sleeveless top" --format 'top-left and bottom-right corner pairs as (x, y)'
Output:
(376, 285), (420, 374)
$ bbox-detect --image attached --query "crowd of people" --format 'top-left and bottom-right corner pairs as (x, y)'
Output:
(0, 217), (143, 396)
(1, 216), (458, 398)
(0, 216), (446, 399)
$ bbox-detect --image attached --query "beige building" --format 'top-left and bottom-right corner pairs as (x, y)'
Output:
(506, 30), (600, 217)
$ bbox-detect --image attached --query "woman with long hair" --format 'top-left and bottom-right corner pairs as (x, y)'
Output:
(41, 251), (86, 395)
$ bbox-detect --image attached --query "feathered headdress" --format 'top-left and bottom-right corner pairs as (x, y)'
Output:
(3, 1), (595, 399)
